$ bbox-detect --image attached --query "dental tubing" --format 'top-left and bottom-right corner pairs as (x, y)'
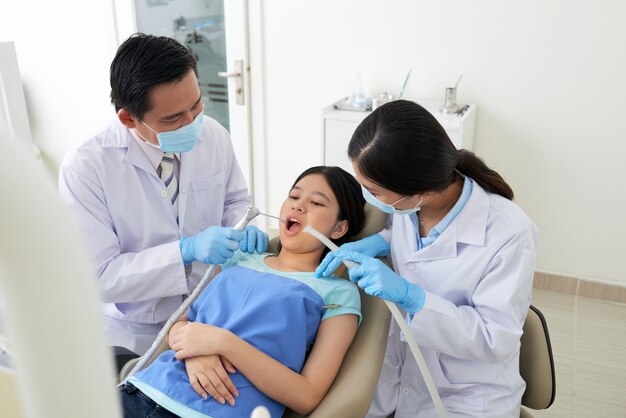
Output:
(304, 225), (448, 418)
(125, 207), (261, 380)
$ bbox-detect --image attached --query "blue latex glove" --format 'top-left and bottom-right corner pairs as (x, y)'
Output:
(240, 225), (269, 254)
(179, 226), (243, 265)
(333, 251), (426, 314)
(315, 234), (390, 277)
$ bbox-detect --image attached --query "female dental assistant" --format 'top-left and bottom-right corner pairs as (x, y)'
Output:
(316, 100), (538, 417)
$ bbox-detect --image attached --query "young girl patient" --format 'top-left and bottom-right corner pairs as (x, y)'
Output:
(120, 166), (366, 418)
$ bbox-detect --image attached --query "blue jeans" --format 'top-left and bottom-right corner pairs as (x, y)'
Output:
(120, 382), (181, 418)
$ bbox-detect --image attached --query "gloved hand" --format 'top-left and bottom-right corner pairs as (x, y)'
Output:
(180, 226), (243, 265)
(240, 225), (269, 254)
(315, 233), (390, 277)
(332, 251), (426, 314)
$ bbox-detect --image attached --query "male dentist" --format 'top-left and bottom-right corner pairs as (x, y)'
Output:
(59, 33), (267, 354)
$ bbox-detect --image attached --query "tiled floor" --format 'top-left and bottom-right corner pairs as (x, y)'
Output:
(530, 288), (626, 417)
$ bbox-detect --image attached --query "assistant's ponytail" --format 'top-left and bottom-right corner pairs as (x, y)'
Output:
(456, 149), (513, 200)
(350, 100), (515, 200)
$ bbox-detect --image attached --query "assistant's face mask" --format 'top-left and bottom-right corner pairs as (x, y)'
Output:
(362, 186), (423, 215)
(142, 110), (204, 153)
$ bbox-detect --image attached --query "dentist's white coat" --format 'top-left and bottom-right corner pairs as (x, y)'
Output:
(58, 116), (251, 354)
(367, 181), (538, 418)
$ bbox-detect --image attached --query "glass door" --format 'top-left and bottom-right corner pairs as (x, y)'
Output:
(113, 0), (265, 214)
(133, 0), (230, 131)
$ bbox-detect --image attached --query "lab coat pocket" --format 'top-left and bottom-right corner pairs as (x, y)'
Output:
(437, 352), (505, 387)
(191, 170), (226, 228)
(112, 301), (154, 323)
(430, 352), (485, 408)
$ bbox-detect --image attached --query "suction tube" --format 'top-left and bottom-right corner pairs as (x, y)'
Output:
(303, 225), (447, 418)
(126, 207), (260, 378)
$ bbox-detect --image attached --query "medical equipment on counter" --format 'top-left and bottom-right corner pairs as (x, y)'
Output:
(398, 67), (413, 100)
(441, 74), (463, 114)
(322, 99), (476, 177)
(126, 206), (261, 379)
(303, 225), (448, 418)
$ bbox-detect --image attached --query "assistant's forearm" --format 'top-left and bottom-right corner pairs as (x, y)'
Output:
(219, 331), (324, 415)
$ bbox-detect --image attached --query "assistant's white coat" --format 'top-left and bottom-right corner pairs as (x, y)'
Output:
(369, 182), (538, 417)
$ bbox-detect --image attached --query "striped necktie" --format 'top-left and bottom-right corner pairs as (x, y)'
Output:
(160, 152), (178, 215)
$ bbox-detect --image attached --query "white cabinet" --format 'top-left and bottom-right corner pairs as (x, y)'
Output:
(321, 99), (477, 175)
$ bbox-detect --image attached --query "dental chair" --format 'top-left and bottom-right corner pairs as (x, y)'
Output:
(119, 204), (391, 418)
(117, 204), (556, 418)
(281, 204), (390, 418)
(519, 305), (556, 417)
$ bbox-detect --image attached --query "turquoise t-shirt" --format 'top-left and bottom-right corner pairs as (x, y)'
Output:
(223, 251), (362, 324)
(129, 251), (361, 418)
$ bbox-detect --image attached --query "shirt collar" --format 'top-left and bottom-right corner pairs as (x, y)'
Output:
(431, 176), (473, 235)
(129, 129), (180, 170)
(412, 175), (473, 248)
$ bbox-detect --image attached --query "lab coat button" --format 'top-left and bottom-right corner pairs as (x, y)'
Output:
(408, 264), (415, 271)
(401, 387), (410, 396)
(161, 190), (167, 198)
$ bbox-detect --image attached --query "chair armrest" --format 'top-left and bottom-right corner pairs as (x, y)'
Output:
(284, 289), (391, 418)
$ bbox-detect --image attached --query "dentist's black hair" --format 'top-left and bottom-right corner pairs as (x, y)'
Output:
(110, 33), (198, 119)
(279, 166), (366, 261)
(348, 100), (514, 200)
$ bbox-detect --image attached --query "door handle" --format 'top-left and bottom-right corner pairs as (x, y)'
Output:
(217, 71), (240, 78)
(217, 59), (244, 105)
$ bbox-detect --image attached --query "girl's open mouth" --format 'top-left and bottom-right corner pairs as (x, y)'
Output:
(285, 217), (302, 234)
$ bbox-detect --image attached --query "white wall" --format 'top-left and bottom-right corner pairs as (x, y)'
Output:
(262, 0), (626, 285)
(2, 1), (625, 286)
(0, 0), (118, 173)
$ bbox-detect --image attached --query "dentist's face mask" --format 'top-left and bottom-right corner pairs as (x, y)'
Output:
(142, 111), (204, 153)
(361, 186), (423, 215)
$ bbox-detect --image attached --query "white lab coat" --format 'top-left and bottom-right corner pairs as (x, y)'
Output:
(367, 181), (538, 418)
(58, 116), (251, 354)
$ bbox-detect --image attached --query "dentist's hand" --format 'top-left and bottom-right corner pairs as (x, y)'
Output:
(180, 226), (243, 265)
(240, 226), (269, 254)
(333, 251), (426, 314)
(315, 234), (390, 277)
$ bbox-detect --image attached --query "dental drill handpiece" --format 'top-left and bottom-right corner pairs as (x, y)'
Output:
(126, 207), (261, 379)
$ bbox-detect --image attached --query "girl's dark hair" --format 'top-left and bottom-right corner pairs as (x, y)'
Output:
(110, 33), (198, 119)
(348, 100), (514, 200)
(278, 166), (366, 261)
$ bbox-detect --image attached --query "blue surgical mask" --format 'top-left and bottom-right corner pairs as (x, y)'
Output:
(143, 111), (204, 153)
(361, 186), (423, 215)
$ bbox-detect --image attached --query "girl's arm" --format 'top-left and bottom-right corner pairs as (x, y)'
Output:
(170, 317), (240, 405)
(168, 311), (189, 347)
(174, 314), (358, 415)
(168, 266), (222, 346)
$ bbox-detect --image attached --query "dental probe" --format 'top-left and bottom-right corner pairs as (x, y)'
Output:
(303, 225), (447, 418)
(259, 212), (286, 223)
(126, 207), (261, 379)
